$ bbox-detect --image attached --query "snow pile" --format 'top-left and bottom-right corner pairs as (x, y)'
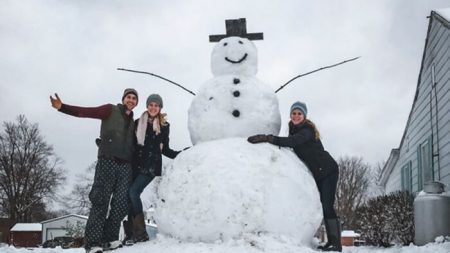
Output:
(2, 236), (450, 253)
(155, 138), (322, 244)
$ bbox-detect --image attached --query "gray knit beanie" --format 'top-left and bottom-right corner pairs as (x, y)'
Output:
(146, 94), (163, 108)
(122, 88), (139, 104)
(290, 101), (307, 117)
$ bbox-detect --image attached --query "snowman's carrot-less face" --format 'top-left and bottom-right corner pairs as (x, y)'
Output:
(211, 36), (258, 76)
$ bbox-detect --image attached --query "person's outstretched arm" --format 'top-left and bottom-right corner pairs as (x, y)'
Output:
(50, 93), (112, 120)
(248, 127), (314, 148)
(271, 127), (314, 148)
(161, 124), (181, 159)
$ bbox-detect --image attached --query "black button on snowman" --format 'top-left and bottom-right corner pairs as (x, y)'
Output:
(188, 18), (281, 144)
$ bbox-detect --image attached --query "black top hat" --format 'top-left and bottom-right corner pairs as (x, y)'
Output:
(209, 18), (264, 42)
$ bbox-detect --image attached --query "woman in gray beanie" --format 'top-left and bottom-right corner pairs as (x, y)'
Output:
(247, 101), (341, 252)
(125, 94), (182, 243)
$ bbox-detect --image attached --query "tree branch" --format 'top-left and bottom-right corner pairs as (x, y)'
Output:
(275, 56), (360, 93)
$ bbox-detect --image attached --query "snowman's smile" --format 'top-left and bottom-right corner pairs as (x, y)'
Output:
(225, 53), (248, 64)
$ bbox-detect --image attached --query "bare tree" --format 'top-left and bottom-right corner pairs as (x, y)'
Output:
(0, 115), (66, 222)
(335, 156), (371, 229)
(367, 161), (386, 198)
(59, 162), (95, 216)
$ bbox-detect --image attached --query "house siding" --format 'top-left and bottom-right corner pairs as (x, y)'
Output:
(41, 215), (87, 243)
(384, 11), (450, 193)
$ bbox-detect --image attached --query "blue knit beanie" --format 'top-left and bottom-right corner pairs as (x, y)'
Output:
(146, 94), (163, 108)
(290, 101), (308, 118)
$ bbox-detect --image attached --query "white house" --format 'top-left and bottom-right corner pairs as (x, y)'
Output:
(380, 9), (450, 193)
(41, 214), (87, 242)
(41, 214), (131, 243)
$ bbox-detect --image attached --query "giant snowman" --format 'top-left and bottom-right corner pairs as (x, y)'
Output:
(155, 19), (322, 245)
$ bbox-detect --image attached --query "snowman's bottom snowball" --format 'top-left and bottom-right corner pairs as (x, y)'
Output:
(155, 138), (323, 244)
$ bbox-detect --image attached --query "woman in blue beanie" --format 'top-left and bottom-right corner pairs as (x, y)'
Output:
(125, 94), (182, 244)
(247, 101), (341, 252)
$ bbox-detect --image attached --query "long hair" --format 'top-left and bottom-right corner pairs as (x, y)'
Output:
(305, 119), (321, 140)
(289, 119), (321, 140)
(157, 112), (168, 126)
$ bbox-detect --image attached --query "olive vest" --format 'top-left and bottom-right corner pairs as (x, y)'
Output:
(98, 104), (135, 162)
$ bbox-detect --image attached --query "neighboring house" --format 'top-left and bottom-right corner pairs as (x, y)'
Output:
(380, 9), (450, 193)
(341, 230), (361, 246)
(41, 214), (88, 243)
(42, 214), (129, 243)
(9, 223), (42, 247)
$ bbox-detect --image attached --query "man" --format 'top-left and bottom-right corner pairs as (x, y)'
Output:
(50, 89), (138, 253)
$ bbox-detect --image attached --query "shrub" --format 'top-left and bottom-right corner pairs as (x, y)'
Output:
(354, 191), (414, 247)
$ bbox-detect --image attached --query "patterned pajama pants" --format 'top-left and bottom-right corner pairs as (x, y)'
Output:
(84, 157), (132, 248)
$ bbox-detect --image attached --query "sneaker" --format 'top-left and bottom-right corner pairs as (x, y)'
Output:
(86, 246), (103, 253)
(103, 240), (123, 251)
(124, 239), (135, 246)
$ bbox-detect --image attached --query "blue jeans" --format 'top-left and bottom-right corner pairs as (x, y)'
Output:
(129, 173), (155, 216)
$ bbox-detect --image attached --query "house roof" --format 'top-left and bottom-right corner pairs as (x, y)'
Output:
(381, 10), (449, 181)
(41, 214), (88, 224)
(379, 148), (400, 186)
(341, 230), (360, 237)
(10, 223), (42, 232)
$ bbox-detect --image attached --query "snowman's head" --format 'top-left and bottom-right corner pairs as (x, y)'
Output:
(211, 36), (257, 77)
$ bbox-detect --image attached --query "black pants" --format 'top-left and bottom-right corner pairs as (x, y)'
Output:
(84, 157), (132, 248)
(316, 171), (339, 219)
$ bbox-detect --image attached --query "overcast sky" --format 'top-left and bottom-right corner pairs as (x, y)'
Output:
(1, 0), (449, 196)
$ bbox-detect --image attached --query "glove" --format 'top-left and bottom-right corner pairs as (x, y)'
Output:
(247, 134), (273, 144)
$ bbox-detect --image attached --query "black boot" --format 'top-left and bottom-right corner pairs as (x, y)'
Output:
(321, 218), (342, 252)
(132, 213), (149, 243)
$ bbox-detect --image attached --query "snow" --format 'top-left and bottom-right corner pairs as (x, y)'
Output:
(342, 230), (361, 237)
(188, 76), (281, 144)
(416, 190), (450, 197)
(188, 36), (281, 144)
(1, 238), (450, 253)
(10, 223), (42, 232)
(211, 37), (258, 76)
(436, 8), (450, 21)
(155, 138), (322, 244)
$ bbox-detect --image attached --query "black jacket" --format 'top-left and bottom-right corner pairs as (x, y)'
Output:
(272, 121), (338, 181)
(133, 121), (180, 176)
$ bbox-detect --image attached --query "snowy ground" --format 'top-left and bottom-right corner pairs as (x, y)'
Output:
(1, 235), (450, 253)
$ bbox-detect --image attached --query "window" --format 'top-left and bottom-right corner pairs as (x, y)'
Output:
(417, 137), (433, 191)
(401, 161), (412, 192)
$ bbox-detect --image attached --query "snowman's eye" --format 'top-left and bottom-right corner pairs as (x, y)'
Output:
(223, 42), (228, 46)
(238, 40), (243, 44)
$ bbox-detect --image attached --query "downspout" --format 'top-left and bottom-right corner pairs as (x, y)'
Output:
(431, 65), (441, 179)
